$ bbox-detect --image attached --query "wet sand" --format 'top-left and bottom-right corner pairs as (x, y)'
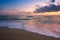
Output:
(0, 27), (60, 40)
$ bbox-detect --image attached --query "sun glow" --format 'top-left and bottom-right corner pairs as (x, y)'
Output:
(44, 11), (60, 15)
(32, 11), (60, 15)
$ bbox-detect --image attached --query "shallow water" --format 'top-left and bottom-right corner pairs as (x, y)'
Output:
(0, 15), (60, 38)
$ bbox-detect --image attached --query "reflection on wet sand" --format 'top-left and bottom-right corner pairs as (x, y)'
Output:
(23, 15), (60, 38)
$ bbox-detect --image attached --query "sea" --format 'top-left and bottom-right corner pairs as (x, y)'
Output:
(0, 15), (60, 38)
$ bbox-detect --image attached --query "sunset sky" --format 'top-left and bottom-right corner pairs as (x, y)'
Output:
(0, 0), (60, 15)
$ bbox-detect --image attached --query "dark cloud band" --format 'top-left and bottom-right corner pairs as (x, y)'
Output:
(34, 4), (60, 13)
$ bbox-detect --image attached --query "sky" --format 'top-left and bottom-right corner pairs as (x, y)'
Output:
(0, 0), (43, 12)
(0, 0), (60, 15)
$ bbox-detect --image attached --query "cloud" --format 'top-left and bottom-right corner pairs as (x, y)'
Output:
(0, 9), (18, 15)
(0, 9), (32, 15)
(34, 4), (60, 13)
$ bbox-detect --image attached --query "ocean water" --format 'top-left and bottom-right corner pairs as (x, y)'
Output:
(0, 16), (60, 38)
(0, 20), (26, 29)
